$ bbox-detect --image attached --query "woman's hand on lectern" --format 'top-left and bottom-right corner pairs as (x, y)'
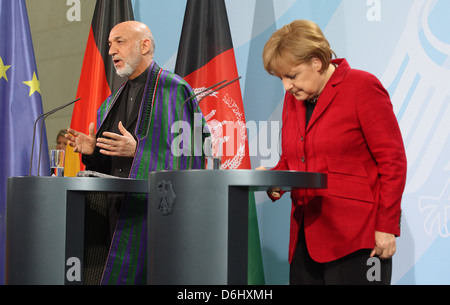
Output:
(255, 166), (281, 199)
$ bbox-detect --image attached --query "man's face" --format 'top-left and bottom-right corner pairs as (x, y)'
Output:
(108, 26), (142, 79)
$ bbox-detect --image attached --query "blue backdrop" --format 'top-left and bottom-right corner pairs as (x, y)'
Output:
(134, 0), (450, 285)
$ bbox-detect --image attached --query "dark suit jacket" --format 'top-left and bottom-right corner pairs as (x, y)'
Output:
(272, 58), (407, 263)
(82, 80), (140, 178)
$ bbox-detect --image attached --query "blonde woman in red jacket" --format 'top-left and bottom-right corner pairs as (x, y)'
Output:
(260, 20), (407, 285)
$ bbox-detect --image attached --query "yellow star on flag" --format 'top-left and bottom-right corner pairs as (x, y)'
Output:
(23, 72), (41, 96)
(0, 57), (11, 81)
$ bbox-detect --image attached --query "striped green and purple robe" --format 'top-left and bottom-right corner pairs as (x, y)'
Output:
(97, 61), (207, 284)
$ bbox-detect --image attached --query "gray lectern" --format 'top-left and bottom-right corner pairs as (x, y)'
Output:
(6, 170), (325, 285)
(147, 170), (326, 285)
(6, 177), (147, 285)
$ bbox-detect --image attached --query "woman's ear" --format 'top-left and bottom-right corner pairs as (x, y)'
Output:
(311, 57), (323, 72)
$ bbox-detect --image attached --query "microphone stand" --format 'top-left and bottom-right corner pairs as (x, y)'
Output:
(29, 98), (81, 176)
(181, 76), (242, 169)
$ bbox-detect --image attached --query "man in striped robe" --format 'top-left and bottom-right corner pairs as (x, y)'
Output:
(67, 21), (207, 284)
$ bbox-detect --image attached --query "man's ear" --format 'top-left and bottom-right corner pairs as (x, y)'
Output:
(141, 38), (152, 55)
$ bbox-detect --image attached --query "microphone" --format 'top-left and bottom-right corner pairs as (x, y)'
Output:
(179, 76), (242, 119)
(197, 76), (241, 105)
(29, 98), (81, 176)
(179, 79), (227, 119)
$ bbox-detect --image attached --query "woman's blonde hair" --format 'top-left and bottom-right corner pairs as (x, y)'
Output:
(56, 128), (68, 141)
(263, 20), (335, 76)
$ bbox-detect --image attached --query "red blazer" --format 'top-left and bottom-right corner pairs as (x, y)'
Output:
(271, 58), (407, 263)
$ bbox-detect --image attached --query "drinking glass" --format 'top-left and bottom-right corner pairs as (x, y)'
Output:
(50, 149), (65, 177)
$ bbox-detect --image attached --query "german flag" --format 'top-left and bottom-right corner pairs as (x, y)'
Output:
(175, 0), (265, 284)
(65, 0), (133, 176)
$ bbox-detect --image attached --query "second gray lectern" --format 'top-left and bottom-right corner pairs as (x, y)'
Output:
(147, 170), (326, 285)
(6, 177), (147, 285)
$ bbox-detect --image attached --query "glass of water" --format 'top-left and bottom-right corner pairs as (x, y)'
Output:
(50, 149), (65, 177)
(204, 136), (222, 170)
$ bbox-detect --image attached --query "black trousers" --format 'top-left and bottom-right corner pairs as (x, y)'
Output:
(290, 224), (392, 285)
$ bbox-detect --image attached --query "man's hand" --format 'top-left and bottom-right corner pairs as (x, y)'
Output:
(96, 121), (137, 158)
(370, 231), (396, 260)
(66, 122), (97, 155)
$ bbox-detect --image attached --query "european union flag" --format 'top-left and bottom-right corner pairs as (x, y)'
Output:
(0, 0), (50, 284)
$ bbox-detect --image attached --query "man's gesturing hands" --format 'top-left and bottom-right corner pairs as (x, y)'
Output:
(67, 121), (136, 158)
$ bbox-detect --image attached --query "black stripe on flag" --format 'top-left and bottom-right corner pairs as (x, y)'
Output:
(91, 0), (134, 91)
(175, 0), (233, 78)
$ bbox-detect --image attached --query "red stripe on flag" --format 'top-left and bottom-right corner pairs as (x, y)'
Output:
(66, 27), (111, 174)
(72, 27), (111, 132)
(184, 49), (251, 169)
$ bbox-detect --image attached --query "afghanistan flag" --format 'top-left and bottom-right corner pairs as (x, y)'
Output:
(0, 0), (51, 284)
(65, 0), (134, 177)
(175, 0), (265, 284)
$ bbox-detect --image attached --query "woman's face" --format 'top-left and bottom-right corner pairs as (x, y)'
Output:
(56, 135), (67, 151)
(278, 57), (324, 101)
